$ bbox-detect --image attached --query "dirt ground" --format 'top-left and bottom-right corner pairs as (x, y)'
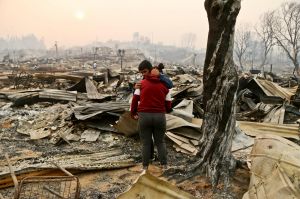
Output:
(0, 131), (250, 198)
(73, 164), (249, 199)
(0, 103), (250, 199)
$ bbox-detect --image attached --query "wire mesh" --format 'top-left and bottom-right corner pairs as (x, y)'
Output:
(15, 176), (80, 199)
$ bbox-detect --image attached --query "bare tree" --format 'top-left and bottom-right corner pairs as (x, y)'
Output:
(256, 12), (276, 68)
(198, 0), (240, 187)
(168, 0), (241, 189)
(234, 24), (251, 71)
(270, 2), (300, 75)
(247, 39), (259, 70)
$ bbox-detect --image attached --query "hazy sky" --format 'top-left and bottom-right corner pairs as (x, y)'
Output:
(0, 0), (287, 49)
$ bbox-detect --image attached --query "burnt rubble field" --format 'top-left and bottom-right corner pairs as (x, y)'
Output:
(0, 54), (300, 198)
(0, 101), (249, 199)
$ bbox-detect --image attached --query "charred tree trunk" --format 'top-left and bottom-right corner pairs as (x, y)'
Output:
(166, 0), (241, 189)
(193, 0), (241, 187)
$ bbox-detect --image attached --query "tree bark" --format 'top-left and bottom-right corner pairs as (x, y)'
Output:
(294, 60), (300, 76)
(193, 0), (241, 187)
(165, 0), (241, 189)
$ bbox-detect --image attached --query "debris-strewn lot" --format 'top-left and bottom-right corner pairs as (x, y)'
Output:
(0, 103), (249, 198)
(0, 52), (300, 198)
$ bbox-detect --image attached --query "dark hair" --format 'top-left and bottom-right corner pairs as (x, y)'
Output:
(158, 63), (164, 70)
(138, 60), (152, 71)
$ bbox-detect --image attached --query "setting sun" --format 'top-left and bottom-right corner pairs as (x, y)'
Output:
(74, 10), (85, 20)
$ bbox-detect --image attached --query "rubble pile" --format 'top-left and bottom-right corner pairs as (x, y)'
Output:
(0, 51), (300, 198)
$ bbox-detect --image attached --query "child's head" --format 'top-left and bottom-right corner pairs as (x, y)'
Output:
(157, 63), (164, 72)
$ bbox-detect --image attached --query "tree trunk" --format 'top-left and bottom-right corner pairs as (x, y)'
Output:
(193, 0), (241, 187)
(238, 57), (244, 71)
(294, 60), (300, 76)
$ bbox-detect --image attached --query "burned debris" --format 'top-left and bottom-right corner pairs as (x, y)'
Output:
(0, 46), (300, 198)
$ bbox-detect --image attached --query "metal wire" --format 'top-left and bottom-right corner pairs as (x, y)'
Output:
(15, 176), (80, 199)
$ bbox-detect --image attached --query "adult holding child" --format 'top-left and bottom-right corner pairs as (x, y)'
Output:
(131, 60), (172, 170)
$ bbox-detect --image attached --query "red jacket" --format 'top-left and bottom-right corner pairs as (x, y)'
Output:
(131, 75), (172, 116)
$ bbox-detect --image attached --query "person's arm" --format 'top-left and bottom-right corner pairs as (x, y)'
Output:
(165, 91), (172, 113)
(134, 81), (141, 89)
(151, 68), (173, 89)
(130, 89), (140, 119)
(159, 74), (173, 89)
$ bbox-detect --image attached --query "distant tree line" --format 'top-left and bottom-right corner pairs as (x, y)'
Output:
(234, 1), (300, 75)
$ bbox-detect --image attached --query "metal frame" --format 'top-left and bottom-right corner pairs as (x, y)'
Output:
(15, 176), (80, 199)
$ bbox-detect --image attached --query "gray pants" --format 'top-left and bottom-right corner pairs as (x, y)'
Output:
(138, 112), (167, 167)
